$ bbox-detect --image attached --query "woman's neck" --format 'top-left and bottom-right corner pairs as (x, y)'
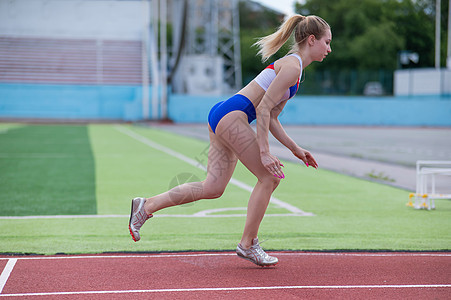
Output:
(296, 50), (312, 69)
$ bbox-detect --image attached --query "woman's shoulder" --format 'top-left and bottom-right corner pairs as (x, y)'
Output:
(275, 54), (301, 69)
(273, 55), (301, 79)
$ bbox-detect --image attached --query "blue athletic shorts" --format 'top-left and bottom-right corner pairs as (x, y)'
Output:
(208, 94), (256, 134)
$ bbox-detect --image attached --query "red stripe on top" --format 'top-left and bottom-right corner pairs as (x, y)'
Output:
(265, 63), (275, 70)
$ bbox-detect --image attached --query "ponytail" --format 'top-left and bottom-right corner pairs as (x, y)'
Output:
(254, 15), (306, 62)
(254, 14), (330, 62)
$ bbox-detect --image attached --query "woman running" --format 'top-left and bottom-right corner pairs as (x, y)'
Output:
(129, 14), (332, 267)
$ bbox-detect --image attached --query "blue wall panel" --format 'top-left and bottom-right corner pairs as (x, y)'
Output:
(169, 94), (451, 127)
(1, 83), (450, 126)
(0, 83), (144, 121)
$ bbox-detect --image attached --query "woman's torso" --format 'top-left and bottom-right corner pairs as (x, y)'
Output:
(237, 53), (303, 109)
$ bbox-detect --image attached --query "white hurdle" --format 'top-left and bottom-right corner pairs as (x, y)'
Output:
(407, 161), (451, 210)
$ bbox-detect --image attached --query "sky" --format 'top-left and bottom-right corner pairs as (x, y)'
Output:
(254, 0), (304, 16)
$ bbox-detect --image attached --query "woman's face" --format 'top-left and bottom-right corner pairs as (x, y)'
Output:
(312, 29), (332, 62)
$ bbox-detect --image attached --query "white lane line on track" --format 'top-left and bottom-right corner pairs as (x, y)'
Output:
(115, 125), (314, 216)
(0, 259), (17, 294)
(0, 284), (450, 297)
(0, 213), (307, 220)
(0, 252), (450, 261)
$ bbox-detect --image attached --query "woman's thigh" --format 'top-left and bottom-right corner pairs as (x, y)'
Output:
(215, 111), (276, 182)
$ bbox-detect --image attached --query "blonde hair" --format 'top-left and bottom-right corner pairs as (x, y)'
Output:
(254, 14), (330, 61)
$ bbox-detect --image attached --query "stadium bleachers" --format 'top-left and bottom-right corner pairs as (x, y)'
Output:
(0, 36), (143, 85)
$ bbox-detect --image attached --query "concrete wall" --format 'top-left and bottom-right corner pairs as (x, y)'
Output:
(394, 69), (451, 96)
(0, 0), (148, 40)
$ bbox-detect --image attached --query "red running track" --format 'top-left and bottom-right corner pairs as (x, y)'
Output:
(0, 252), (450, 299)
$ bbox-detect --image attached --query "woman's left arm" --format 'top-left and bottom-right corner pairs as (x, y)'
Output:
(269, 102), (318, 168)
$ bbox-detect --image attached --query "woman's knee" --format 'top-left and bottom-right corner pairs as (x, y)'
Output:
(201, 180), (226, 199)
(259, 174), (281, 190)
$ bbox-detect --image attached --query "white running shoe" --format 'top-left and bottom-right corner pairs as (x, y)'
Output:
(236, 238), (278, 267)
(128, 197), (153, 242)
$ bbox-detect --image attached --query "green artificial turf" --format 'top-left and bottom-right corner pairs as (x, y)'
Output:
(0, 124), (449, 254)
(0, 124), (96, 216)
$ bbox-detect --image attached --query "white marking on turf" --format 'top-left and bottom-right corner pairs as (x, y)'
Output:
(115, 125), (314, 217)
(0, 259), (17, 294)
(0, 284), (449, 297)
(192, 207), (246, 216)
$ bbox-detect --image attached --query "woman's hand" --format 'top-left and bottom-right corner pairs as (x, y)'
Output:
(261, 152), (285, 179)
(292, 146), (318, 169)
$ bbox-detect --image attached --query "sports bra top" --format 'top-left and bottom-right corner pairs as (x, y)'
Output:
(253, 53), (303, 104)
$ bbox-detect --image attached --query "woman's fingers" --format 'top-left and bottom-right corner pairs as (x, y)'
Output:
(272, 164), (285, 179)
(292, 147), (319, 169)
(262, 154), (285, 179)
(305, 152), (318, 169)
(274, 158), (285, 178)
(310, 157), (318, 169)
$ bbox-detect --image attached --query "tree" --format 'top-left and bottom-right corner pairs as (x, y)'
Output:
(295, 0), (448, 70)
